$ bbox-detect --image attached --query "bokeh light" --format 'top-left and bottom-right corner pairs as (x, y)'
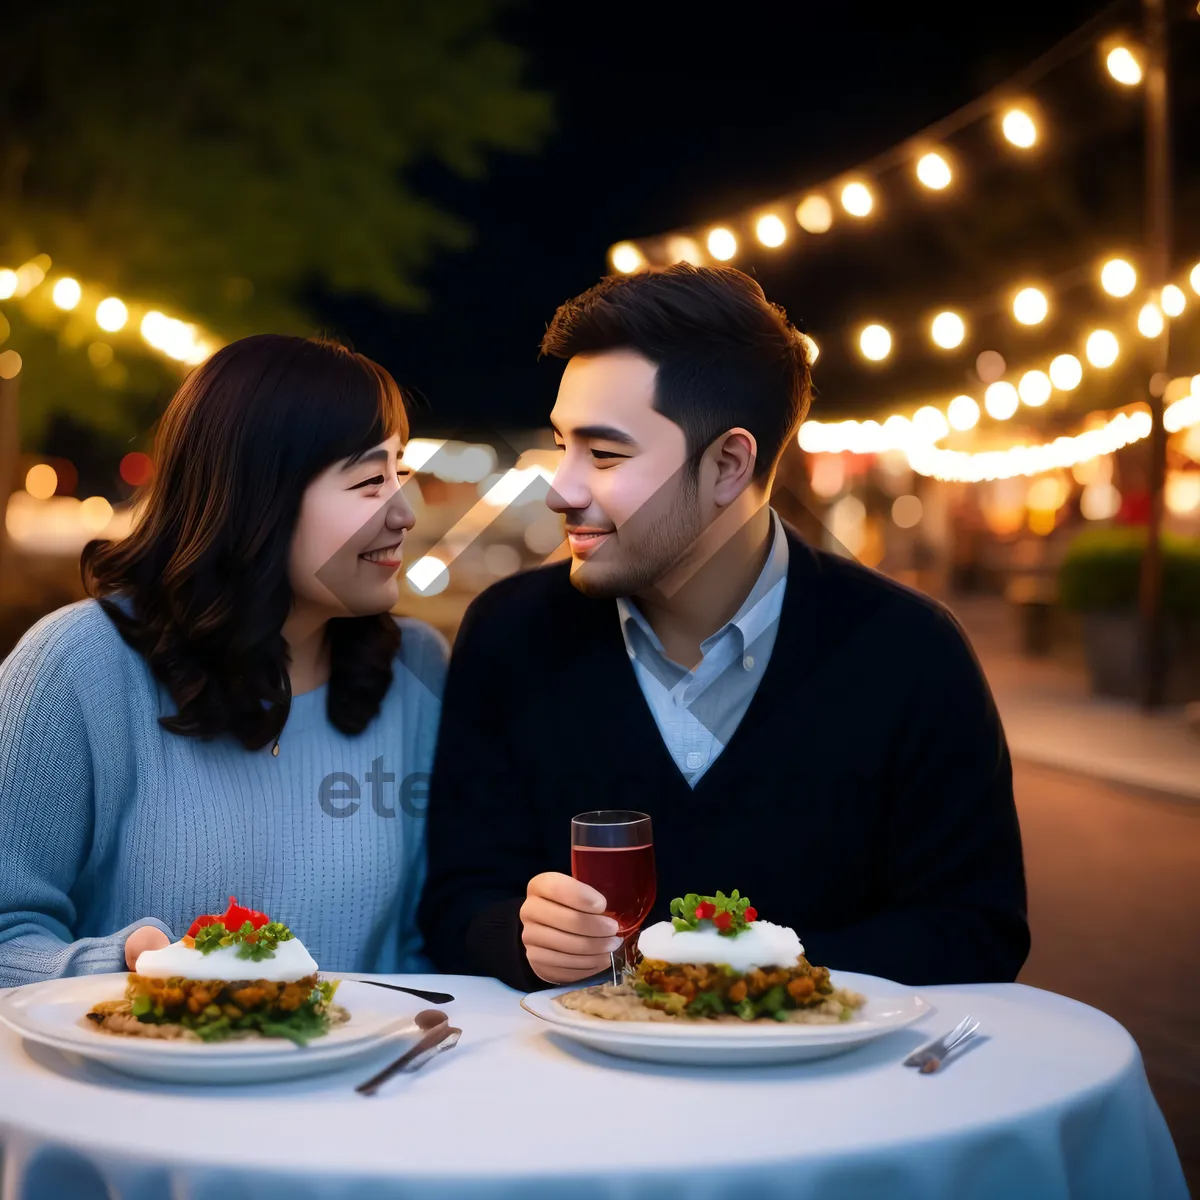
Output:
(947, 394), (981, 431)
(1018, 370), (1052, 407)
(915, 152), (952, 190)
(25, 464), (58, 500)
(755, 214), (787, 248)
(840, 181), (874, 218)
(1081, 482), (1121, 521)
(1049, 354), (1083, 390)
(984, 382), (1020, 420)
(1012, 287), (1049, 325)
(795, 195), (833, 233)
(119, 452), (155, 487)
(891, 495), (924, 528)
(80, 496), (114, 531)
(96, 297), (129, 332)
(976, 350), (1007, 383)
(0, 269), (18, 299)
(858, 323), (892, 361)
(1086, 329), (1120, 367)
(1099, 258), (1136, 297)
(51, 277), (82, 310)
(1137, 301), (1164, 338)
(1001, 108), (1038, 148)
(1161, 285), (1186, 318)
(1106, 46), (1143, 86)
(707, 228), (737, 261)
(930, 311), (966, 349)
(610, 242), (644, 274)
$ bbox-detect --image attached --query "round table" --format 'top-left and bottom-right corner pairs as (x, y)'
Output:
(0, 974), (1186, 1200)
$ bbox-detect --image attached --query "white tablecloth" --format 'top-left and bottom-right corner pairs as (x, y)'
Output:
(0, 974), (1187, 1200)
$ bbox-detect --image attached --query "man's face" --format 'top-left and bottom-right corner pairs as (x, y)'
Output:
(548, 349), (704, 599)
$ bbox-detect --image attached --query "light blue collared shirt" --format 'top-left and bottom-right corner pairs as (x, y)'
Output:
(616, 510), (789, 787)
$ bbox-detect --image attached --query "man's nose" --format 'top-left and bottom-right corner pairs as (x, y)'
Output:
(547, 457), (590, 514)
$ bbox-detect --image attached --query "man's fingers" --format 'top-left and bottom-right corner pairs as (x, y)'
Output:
(521, 922), (623, 956)
(520, 894), (618, 938)
(528, 871), (607, 914)
(525, 947), (612, 983)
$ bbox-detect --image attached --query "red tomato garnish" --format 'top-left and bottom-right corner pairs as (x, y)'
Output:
(185, 896), (270, 938)
(713, 910), (733, 931)
(744, 906), (758, 923)
(695, 901), (717, 920)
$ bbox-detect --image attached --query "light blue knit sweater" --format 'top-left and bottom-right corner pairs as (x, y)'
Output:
(0, 598), (447, 987)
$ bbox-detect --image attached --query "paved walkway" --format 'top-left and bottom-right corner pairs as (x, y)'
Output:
(949, 597), (1200, 801)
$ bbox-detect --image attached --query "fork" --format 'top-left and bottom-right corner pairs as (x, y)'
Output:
(903, 1015), (979, 1071)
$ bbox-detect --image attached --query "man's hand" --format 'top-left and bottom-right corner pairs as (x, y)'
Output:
(124, 924), (170, 970)
(520, 872), (622, 984)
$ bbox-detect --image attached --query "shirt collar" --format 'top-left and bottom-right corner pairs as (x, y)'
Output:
(616, 508), (789, 660)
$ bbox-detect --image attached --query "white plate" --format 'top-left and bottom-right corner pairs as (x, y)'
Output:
(0, 974), (423, 1083)
(521, 972), (933, 1065)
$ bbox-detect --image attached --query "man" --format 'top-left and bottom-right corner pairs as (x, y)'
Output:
(418, 264), (1028, 990)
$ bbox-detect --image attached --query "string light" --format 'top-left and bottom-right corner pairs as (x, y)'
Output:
(916, 152), (952, 190)
(795, 195), (833, 233)
(1161, 284), (1186, 317)
(985, 381), (1020, 420)
(1049, 354), (1083, 390)
(1018, 369), (1052, 407)
(840, 181), (874, 218)
(859, 323), (892, 361)
(95, 298), (128, 332)
(1012, 287), (1049, 326)
(931, 311), (966, 349)
(707, 228), (737, 261)
(1099, 258), (1137, 297)
(1001, 108), (1038, 149)
(51, 278), (82, 310)
(666, 236), (703, 265)
(947, 394), (981, 431)
(0, 253), (222, 371)
(610, 242), (644, 274)
(1085, 329), (1120, 367)
(1137, 301), (1164, 338)
(912, 405), (950, 440)
(1105, 46), (1143, 86)
(909, 410), (1152, 483)
(755, 214), (787, 248)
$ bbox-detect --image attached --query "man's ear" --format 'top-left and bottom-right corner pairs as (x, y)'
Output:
(710, 428), (758, 506)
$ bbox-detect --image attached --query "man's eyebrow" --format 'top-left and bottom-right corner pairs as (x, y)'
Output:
(342, 447), (389, 470)
(555, 424), (638, 447)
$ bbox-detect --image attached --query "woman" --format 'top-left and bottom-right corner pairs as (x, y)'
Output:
(0, 335), (446, 985)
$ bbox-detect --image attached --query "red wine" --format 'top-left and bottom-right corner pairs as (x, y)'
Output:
(571, 843), (657, 935)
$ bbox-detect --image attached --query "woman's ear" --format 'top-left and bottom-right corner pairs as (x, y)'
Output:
(710, 428), (758, 507)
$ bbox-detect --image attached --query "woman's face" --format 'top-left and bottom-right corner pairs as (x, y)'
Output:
(288, 433), (416, 617)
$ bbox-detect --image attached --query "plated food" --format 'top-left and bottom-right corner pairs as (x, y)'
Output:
(558, 890), (866, 1025)
(86, 897), (346, 1046)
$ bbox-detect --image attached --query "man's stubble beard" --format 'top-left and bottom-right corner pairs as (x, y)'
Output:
(568, 472), (704, 601)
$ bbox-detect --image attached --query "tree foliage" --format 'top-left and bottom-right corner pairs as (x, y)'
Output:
(0, 0), (550, 444)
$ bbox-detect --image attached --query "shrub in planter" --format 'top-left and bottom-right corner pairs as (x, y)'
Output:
(1058, 528), (1200, 701)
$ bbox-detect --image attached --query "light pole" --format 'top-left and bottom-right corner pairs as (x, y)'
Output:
(1138, 0), (1171, 708)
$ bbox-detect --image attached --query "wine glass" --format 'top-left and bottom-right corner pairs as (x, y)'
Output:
(570, 810), (656, 987)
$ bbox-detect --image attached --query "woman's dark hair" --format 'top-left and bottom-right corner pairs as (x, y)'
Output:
(82, 334), (410, 750)
(539, 263), (812, 481)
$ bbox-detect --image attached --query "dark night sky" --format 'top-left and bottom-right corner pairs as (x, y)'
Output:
(319, 0), (1196, 437)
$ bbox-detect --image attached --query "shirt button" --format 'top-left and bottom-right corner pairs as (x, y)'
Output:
(686, 751), (704, 770)
(743, 655), (755, 670)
